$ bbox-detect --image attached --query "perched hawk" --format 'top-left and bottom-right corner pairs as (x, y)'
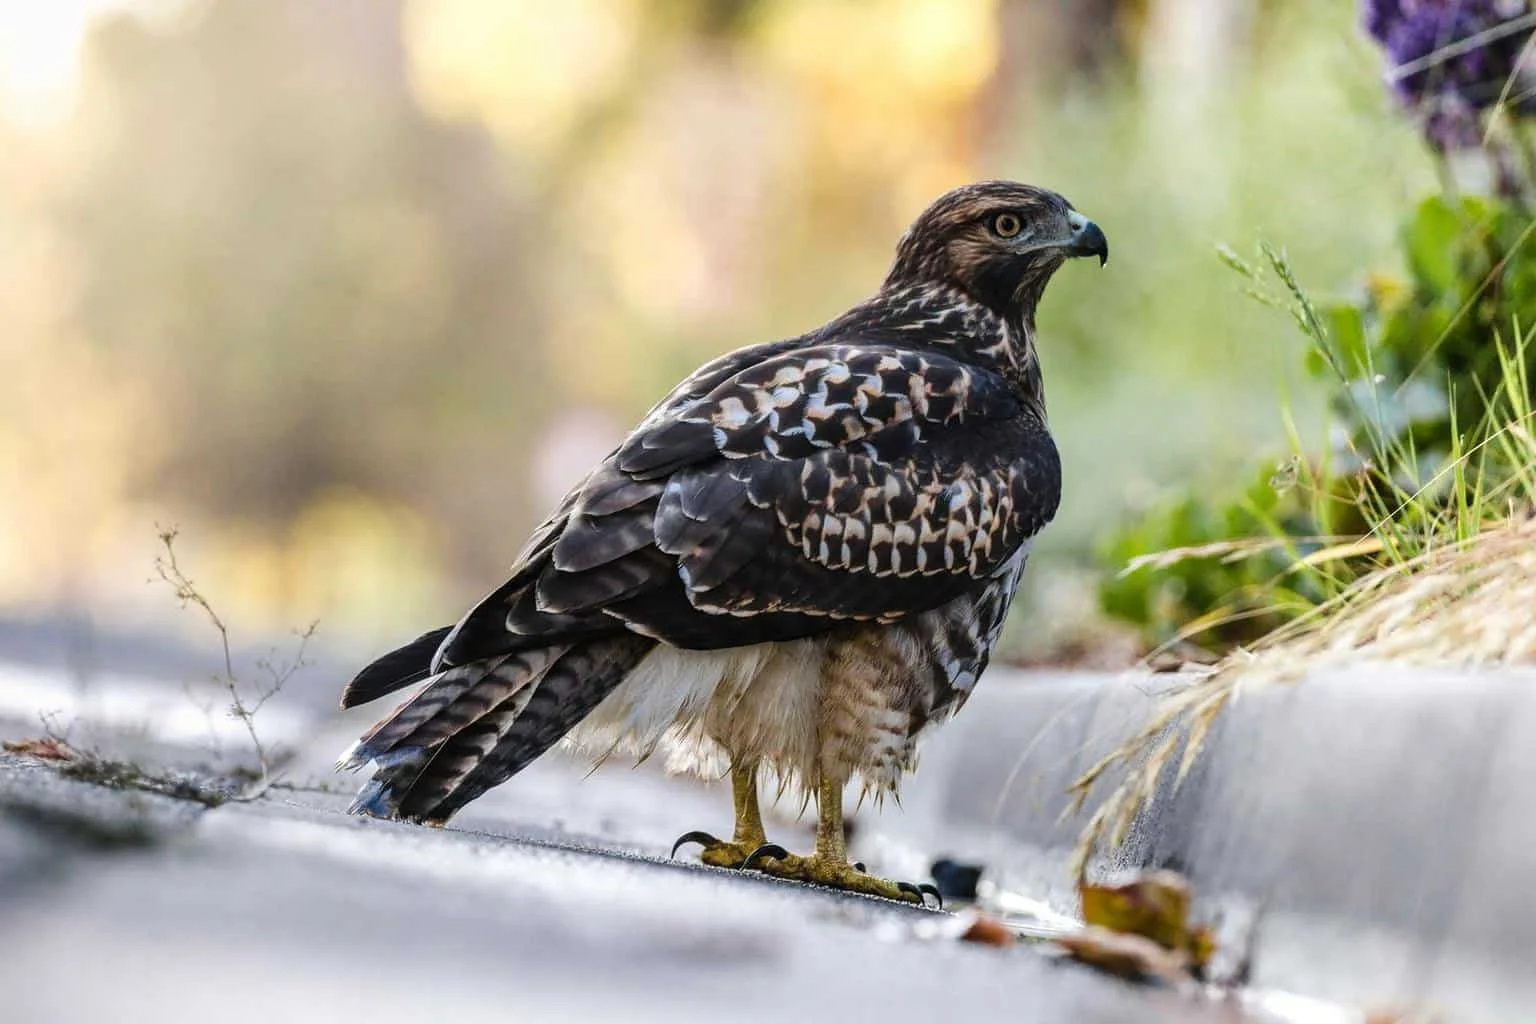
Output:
(338, 181), (1107, 902)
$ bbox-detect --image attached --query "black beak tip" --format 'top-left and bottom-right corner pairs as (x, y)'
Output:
(1076, 220), (1109, 267)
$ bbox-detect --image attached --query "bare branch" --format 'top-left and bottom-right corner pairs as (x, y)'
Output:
(150, 526), (316, 798)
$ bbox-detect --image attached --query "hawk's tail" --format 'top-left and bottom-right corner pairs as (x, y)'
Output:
(338, 634), (654, 823)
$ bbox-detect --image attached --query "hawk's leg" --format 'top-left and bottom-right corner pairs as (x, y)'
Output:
(740, 774), (934, 906)
(669, 758), (770, 868)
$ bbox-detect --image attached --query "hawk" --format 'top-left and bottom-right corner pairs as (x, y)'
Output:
(338, 181), (1107, 903)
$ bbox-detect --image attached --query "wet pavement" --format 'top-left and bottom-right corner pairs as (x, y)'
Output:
(0, 657), (1291, 1024)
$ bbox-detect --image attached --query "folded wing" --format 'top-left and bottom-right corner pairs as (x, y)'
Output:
(436, 342), (1060, 665)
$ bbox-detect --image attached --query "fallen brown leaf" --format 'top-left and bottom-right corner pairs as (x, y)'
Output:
(3, 737), (81, 763)
(1364, 1010), (1443, 1024)
(1078, 869), (1214, 973)
(958, 913), (1016, 948)
(1056, 926), (1190, 985)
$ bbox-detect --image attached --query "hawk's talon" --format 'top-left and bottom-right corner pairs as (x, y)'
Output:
(918, 883), (943, 909)
(741, 843), (792, 871)
(672, 830), (782, 869)
(732, 848), (930, 905)
(670, 830), (724, 860)
(853, 861), (867, 873)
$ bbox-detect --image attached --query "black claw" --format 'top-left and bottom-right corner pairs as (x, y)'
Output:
(853, 862), (867, 873)
(896, 881), (925, 903)
(670, 830), (722, 859)
(740, 843), (791, 871)
(918, 883), (943, 909)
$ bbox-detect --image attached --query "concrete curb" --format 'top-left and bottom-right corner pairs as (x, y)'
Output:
(888, 666), (1536, 1022)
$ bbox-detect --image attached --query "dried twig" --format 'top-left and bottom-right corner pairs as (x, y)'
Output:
(152, 526), (314, 797)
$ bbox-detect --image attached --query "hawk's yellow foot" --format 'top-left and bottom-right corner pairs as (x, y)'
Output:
(723, 773), (940, 906)
(739, 845), (938, 905)
(671, 759), (771, 869)
(670, 831), (767, 869)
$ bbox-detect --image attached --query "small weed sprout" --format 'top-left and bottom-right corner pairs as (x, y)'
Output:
(152, 526), (316, 794)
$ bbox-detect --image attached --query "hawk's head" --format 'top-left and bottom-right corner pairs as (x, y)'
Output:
(884, 181), (1107, 318)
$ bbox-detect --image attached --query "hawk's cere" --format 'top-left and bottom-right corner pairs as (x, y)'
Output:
(337, 181), (1108, 903)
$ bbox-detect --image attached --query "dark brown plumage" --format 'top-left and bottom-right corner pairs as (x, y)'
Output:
(337, 181), (1106, 898)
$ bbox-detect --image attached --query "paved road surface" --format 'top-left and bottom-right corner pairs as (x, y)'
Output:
(0, 703), (1288, 1024)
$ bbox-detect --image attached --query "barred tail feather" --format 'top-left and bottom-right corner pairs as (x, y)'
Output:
(348, 635), (654, 823)
(339, 646), (576, 770)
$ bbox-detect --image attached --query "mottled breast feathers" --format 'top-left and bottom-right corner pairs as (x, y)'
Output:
(436, 339), (1060, 665)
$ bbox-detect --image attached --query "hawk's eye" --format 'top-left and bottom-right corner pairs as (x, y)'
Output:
(991, 212), (1023, 239)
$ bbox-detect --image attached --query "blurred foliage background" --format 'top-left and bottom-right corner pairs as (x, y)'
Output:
(0, 0), (1438, 660)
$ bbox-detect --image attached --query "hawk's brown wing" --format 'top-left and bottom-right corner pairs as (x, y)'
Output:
(436, 342), (1059, 663)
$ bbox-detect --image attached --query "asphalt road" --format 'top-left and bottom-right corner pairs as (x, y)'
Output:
(0, 623), (1378, 1024)
(0, 698), (1295, 1024)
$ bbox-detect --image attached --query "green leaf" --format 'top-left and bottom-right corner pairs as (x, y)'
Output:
(1402, 196), (1463, 294)
(1303, 347), (1328, 378)
(1325, 304), (1369, 376)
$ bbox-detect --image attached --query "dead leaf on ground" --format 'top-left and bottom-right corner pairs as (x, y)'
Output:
(958, 913), (1016, 948)
(1057, 869), (1216, 983)
(1364, 1010), (1444, 1024)
(1078, 870), (1214, 970)
(3, 737), (82, 763)
(1056, 926), (1190, 985)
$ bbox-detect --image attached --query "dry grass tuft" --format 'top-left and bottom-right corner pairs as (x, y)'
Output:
(1070, 513), (1536, 876)
(1070, 244), (1536, 875)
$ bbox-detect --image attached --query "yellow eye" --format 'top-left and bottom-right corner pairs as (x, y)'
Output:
(992, 212), (1023, 238)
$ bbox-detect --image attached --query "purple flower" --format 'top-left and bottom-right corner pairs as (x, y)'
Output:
(1363, 0), (1535, 150)
(1364, 0), (1406, 43)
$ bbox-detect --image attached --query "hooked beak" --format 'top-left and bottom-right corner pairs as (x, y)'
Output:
(1064, 210), (1109, 266)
